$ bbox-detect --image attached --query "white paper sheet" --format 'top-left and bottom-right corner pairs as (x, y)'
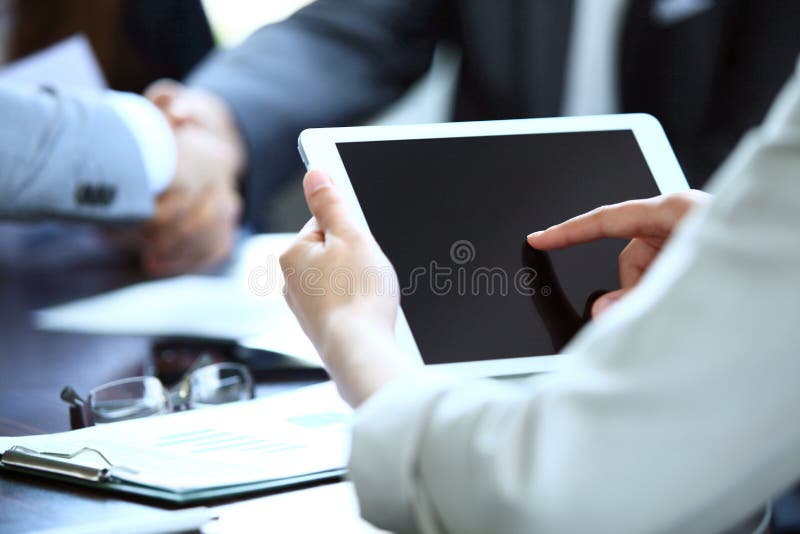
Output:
(0, 33), (107, 88)
(0, 383), (350, 493)
(34, 233), (321, 366)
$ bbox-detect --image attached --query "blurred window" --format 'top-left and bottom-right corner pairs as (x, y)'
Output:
(201, 0), (315, 47)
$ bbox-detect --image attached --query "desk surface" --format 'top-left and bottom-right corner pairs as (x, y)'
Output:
(207, 482), (383, 533)
(0, 243), (378, 533)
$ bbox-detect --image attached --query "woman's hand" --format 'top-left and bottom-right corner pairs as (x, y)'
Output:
(280, 171), (419, 407)
(527, 190), (711, 317)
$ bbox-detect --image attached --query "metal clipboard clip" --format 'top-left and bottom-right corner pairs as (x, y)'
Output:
(1, 445), (137, 483)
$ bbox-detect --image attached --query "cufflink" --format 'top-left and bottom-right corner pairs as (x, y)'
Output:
(75, 184), (117, 206)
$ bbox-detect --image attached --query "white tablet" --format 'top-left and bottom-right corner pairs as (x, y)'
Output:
(298, 114), (688, 378)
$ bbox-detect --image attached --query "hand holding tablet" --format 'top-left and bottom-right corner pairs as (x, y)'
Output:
(296, 114), (690, 378)
(280, 171), (705, 408)
(280, 170), (419, 407)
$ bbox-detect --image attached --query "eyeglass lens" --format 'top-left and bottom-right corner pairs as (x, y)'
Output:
(187, 363), (254, 408)
(88, 376), (171, 424)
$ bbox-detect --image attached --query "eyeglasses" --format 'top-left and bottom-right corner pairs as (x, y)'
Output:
(61, 357), (254, 428)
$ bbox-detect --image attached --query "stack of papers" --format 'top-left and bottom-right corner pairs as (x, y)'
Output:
(0, 34), (107, 88)
(34, 234), (321, 365)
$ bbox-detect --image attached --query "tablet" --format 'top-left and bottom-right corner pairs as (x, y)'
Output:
(298, 115), (688, 377)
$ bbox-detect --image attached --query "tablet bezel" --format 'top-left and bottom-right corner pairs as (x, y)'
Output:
(298, 114), (689, 378)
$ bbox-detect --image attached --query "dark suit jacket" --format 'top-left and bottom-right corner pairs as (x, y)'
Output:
(189, 0), (800, 230)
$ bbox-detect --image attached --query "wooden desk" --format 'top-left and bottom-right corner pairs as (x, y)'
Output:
(1, 250), (151, 436)
(0, 246), (375, 532)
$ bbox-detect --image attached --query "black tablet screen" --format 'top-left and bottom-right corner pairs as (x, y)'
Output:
(336, 130), (662, 364)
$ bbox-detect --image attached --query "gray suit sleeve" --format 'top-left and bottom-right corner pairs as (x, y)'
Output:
(0, 84), (154, 222)
(189, 0), (445, 228)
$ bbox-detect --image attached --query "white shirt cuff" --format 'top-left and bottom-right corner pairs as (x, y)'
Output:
(104, 91), (176, 196)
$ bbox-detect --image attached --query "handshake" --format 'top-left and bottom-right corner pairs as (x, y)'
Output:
(137, 80), (246, 277)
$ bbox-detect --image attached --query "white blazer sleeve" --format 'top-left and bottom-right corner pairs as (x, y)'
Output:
(349, 59), (800, 534)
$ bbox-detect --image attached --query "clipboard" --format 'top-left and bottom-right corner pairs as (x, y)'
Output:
(0, 383), (352, 504)
(0, 445), (345, 504)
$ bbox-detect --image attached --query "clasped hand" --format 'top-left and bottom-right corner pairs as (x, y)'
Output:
(140, 80), (246, 277)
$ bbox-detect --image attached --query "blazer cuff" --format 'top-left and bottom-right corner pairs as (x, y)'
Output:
(349, 370), (455, 533)
(104, 91), (176, 196)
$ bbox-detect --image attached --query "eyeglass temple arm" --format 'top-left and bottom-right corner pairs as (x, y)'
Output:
(60, 386), (88, 430)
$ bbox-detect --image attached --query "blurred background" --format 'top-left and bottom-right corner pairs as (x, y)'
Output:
(3, 0), (458, 232)
(203, 0), (460, 230)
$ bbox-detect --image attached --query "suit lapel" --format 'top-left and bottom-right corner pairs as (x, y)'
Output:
(620, 0), (728, 124)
